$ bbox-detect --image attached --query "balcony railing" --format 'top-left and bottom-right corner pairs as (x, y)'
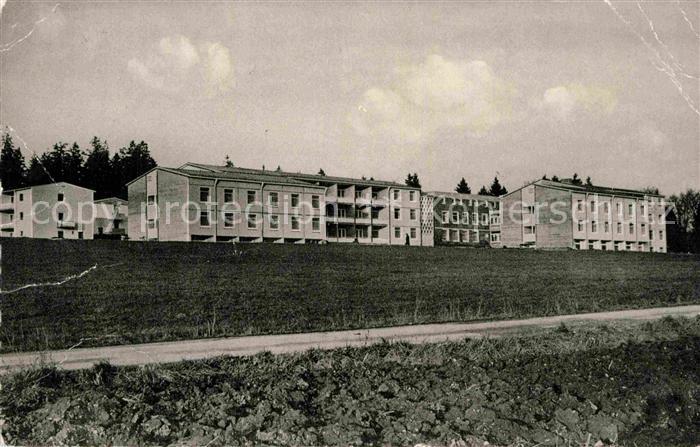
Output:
(57, 220), (78, 229)
(0, 202), (14, 213)
(0, 222), (14, 231)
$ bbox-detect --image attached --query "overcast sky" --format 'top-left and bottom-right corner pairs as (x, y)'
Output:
(1, 1), (698, 195)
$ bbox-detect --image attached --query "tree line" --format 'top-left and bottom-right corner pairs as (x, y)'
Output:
(1, 132), (157, 199)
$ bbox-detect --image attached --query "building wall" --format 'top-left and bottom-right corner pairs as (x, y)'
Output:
(534, 185), (572, 249)
(500, 189), (523, 248)
(31, 184), (94, 239)
(128, 176), (147, 240)
(389, 187), (421, 245)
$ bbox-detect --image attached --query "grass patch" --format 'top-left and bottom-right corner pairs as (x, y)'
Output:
(1, 238), (699, 352)
(2, 317), (699, 446)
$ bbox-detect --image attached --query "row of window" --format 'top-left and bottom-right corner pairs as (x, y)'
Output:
(330, 226), (418, 239)
(574, 240), (664, 252)
(337, 189), (418, 202)
(441, 197), (498, 208)
(440, 211), (490, 225)
(575, 200), (660, 216)
(6, 192), (65, 203)
(441, 229), (495, 243)
(197, 188), (322, 209)
(576, 221), (664, 239)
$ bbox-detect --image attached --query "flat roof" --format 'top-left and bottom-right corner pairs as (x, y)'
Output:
(503, 179), (664, 199)
(180, 162), (415, 189)
(129, 166), (325, 189)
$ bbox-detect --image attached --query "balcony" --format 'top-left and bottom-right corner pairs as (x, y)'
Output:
(57, 220), (78, 229)
(0, 202), (14, 213)
(0, 222), (14, 231)
(371, 198), (388, 207)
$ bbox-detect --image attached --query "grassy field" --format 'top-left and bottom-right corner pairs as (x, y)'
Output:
(3, 317), (699, 446)
(1, 238), (699, 353)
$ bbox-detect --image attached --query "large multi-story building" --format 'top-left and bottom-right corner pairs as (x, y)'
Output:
(427, 192), (501, 247)
(94, 197), (128, 239)
(0, 182), (95, 239)
(500, 179), (667, 252)
(127, 166), (327, 243)
(128, 163), (432, 245)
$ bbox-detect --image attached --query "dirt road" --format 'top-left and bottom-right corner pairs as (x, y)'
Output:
(2, 304), (699, 372)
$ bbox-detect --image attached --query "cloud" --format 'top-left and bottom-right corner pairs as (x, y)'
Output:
(537, 83), (618, 119)
(128, 35), (234, 94)
(349, 54), (515, 143)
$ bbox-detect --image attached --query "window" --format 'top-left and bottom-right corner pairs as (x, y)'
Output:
(410, 228), (417, 239)
(372, 227), (379, 238)
(604, 222), (610, 233)
(269, 192), (279, 207)
(577, 200), (583, 211)
(58, 212), (64, 221)
(490, 233), (500, 242)
(648, 213), (652, 222)
(78, 231), (83, 240)
(98, 227), (103, 235)
(588, 242), (595, 250)
(247, 191), (256, 204)
(394, 227), (401, 238)
(524, 226), (535, 235)
(224, 212), (234, 228)
(394, 208), (401, 219)
(616, 203), (621, 214)
(291, 216), (300, 230)
(57, 193), (64, 201)
(604, 203), (610, 213)
(591, 221), (597, 232)
(114, 221), (120, 229)
(312, 217), (320, 232)
(393, 190), (400, 201)
(601, 242), (608, 251)
(659, 230), (664, 240)
(338, 189), (346, 198)
(461, 230), (468, 242)
(590, 201), (596, 212)
(200, 187), (210, 202)
(200, 211), (210, 226)
(291, 194), (299, 207)
(628, 203), (634, 215)
(148, 219), (155, 229)
(224, 189), (234, 203)
(452, 211), (459, 223)
(575, 240), (581, 250)
(578, 221), (584, 232)
(312, 195), (320, 209)
(442, 211), (448, 223)
(19, 193), (23, 202)
(524, 205), (535, 214)
(247, 214), (258, 229)
(481, 214), (488, 225)
(147, 195), (155, 205)
(463, 212), (470, 224)
(649, 230), (653, 240)
(658, 214), (663, 223)
(338, 227), (347, 238)
(641, 204), (646, 215)
(410, 209), (417, 221)
(617, 222), (622, 234)
(409, 191), (416, 201)
(641, 223), (646, 234)
(269, 215), (279, 229)
(357, 227), (368, 238)
(19, 212), (23, 220)
(629, 223), (634, 234)
(57, 230), (64, 239)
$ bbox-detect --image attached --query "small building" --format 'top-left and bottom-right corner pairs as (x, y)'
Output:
(426, 191), (501, 247)
(500, 179), (667, 252)
(94, 197), (128, 239)
(0, 182), (94, 239)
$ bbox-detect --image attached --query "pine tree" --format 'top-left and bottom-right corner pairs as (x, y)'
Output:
(542, 174), (549, 180)
(585, 176), (593, 187)
(478, 185), (489, 195)
(455, 177), (471, 194)
(551, 175), (560, 182)
(0, 132), (26, 190)
(405, 172), (421, 188)
(83, 137), (113, 199)
(26, 154), (52, 186)
(225, 155), (234, 167)
(115, 141), (157, 198)
(318, 168), (326, 176)
(489, 177), (507, 196)
(571, 173), (583, 186)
